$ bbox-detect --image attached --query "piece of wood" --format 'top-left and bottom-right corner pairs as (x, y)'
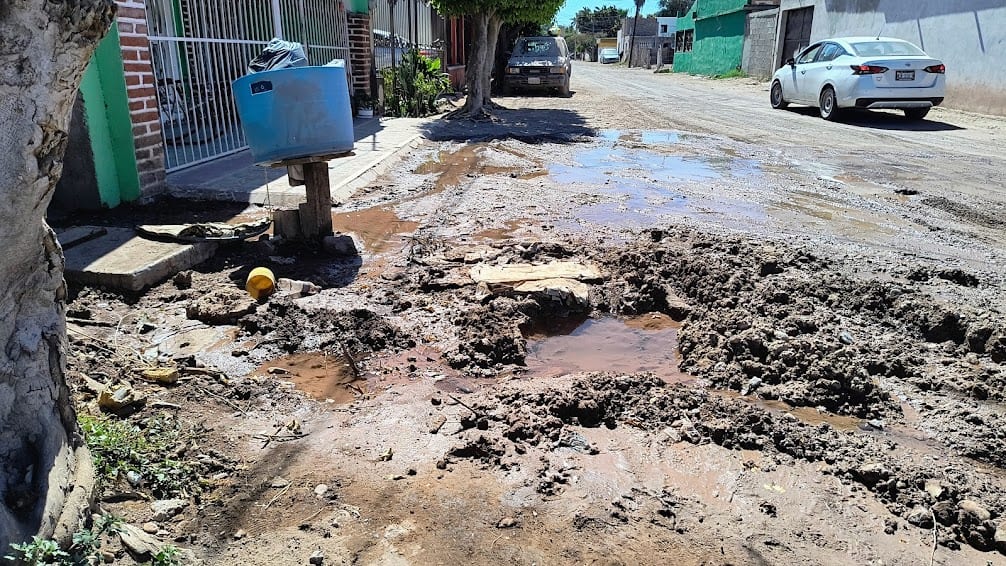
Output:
(469, 261), (604, 284)
(272, 208), (302, 240)
(301, 161), (333, 239)
(264, 151), (354, 168)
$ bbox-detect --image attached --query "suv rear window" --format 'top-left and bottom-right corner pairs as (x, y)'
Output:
(850, 41), (925, 57)
(517, 38), (560, 56)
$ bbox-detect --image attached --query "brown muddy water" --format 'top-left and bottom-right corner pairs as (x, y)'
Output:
(522, 313), (689, 383)
(330, 206), (419, 253)
(258, 351), (361, 404)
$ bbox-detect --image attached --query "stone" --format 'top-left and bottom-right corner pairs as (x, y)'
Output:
(932, 501), (956, 526)
(512, 278), (591, 305)
(233, 529), (247, 540)
(140, 367), (179, 385)
(270, 477), (291, 488)
(469, 261), (603, 284)
(959, 499), (992, 522)
(173, 271), (193, 289)
(429, 414), (447, 434)
(63, 227), (217, 292)
(151, 499), (188, 521)
(924, 479), (944, 500)
(141, 522), (159, 534)
(323, 234), (359, 256)
(497, 517), (518, 529)
(314, 484), (329, 498)
(839, 331), (855, 345)
(119, 523), (163, 558)
(905, 507), (934, 529)
(994, 522), (1006, 554)
(309, 550), (325, 565)
(186, 288), (257, 325)
(854, 462), (890, 487)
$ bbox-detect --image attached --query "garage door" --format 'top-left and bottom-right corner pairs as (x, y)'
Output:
(779, 6), (814, 68)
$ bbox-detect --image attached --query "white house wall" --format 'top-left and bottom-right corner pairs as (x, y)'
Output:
(776, 0), (1006, 115)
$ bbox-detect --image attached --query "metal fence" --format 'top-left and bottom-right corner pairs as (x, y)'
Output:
(146, 0), (351, 172)
(369, 0), (447, 74)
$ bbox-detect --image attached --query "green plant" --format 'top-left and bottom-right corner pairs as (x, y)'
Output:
(354, 90), (376, 111)
(150, 544), (182, 566)
(382, 49), (452, 118)
(5, 515), (122, 566)
(713, 68), (747, 79)
(78, 413), (198, 498)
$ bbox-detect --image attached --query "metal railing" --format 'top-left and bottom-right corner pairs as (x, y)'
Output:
(369, 0), (447, 74)
(147, 0), (351, 172)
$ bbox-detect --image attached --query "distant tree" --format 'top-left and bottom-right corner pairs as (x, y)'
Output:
(572, 5), (628, 36)
(654, 0), (692, 17)
(429, 0), (564, 118)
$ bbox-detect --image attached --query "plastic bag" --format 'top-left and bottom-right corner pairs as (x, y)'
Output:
(248, 38), (307, 73)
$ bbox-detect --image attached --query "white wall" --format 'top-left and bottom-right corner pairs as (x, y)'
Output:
(776, 0), (1006, 115)
(656, 17), (677, 37)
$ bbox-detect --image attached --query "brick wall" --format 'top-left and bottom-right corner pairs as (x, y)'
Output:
(742, 8), (780, 79)
(115, 0), (166, 200)
(347, 12), (373, 97)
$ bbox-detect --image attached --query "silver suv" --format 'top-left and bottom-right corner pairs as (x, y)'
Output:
(504, 36), (571, 97)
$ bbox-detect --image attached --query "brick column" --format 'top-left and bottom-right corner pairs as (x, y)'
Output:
(347, 12), (373, 97)
(115, 0), (166, 200)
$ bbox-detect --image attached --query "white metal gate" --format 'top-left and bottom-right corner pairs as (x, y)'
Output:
(146, 0), (351, 172)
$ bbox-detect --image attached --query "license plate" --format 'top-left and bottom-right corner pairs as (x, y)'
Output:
(527, 77), (541, 85)
(896, 70), (915, 81)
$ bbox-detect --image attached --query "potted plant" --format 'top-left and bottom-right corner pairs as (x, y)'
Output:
(355, 91), (376, 118)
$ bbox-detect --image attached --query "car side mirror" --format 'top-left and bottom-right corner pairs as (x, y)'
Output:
(786, 58), (796, 67)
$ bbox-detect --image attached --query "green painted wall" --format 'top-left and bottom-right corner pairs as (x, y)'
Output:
(674, 0), (747, 75)
(347, 0), (368, 13)
(80, 25), (141, 207)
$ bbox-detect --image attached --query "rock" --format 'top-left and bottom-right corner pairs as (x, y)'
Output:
(100, 550), (115, 563)
(932, 501), (956, 526)
(884, 518), (898, 534)
(497, 517), (518, 529)
(741, 377), (762, 395)
(435, 459), (448, 470)
(276, 278), (321, 298)
(663, 292), (692, 320)
(98, 382), (146, 414)
(151, 498), (188, 521)
(314, 484), (329, 498)
(512, 278), (591, 306)
(854, 462), (890, 487)
(233, 529), (247, 540)
(141, 522), (159, 534)
(924, 479), (944, 500)
(905, 507), (934, 529)
(995, 522), (1006, 554)
(270, 476), (291, 488)
(139, 367), (179, 385)
(323, 234), (359, 256)
(173, 271), (193, 289)
(839, 331), (855, 345)
(186, 288), (257, 325)
(959, 499), (992, 522)
(119, 523), (163, 558)
(309, 549), (325, 565)
(267, 367), (290, 375)
(429, 414), (447, 434)
(379, 447), (393, 461)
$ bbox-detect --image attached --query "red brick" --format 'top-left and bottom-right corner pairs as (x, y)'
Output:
(116, 7), (146, 20)
(130, 110), (159, 124)
(120, 35), (150, 48)
(125, 75), (140, 86)
(134, 133), (162, 149)
(128, 86), (156, 99)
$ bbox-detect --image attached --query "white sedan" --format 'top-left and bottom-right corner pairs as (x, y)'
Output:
(770, 37), (946, 121)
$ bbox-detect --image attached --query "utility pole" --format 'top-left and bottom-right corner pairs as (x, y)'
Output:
(628, 0), (644, 68)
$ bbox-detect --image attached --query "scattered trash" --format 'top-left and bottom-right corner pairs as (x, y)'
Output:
(136, 218), (272, 243)
(313, 484), (329, 498)
(246, 267), (277, 300)
(97, 382), (146, 413)
(309, 549), (325, 565)
(276, 278), (321, 298)
(379, 447), (394, 461)
(248, 38), (307, 73)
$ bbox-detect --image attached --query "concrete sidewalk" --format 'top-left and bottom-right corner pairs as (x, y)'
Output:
(166, 117), (428, 206)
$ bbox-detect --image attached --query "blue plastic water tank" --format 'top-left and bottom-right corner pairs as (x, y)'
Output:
(232, 65), (354, 165)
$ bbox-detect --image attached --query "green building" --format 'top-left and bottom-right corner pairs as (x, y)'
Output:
(674, 0), (778, 76)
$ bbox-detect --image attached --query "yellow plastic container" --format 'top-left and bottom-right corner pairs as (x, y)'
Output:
(246, 267), (276, 300)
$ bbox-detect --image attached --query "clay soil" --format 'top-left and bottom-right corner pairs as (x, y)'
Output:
(61, 64), (1006, 565)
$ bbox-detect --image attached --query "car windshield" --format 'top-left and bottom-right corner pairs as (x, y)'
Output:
(517, 39), (560, 57)
(850, 40), (925, 57)
(601, 49), (617, 55)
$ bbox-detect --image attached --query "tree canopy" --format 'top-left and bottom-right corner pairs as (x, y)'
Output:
(654, 0), (692, 17)
(572, 5), (629, 36)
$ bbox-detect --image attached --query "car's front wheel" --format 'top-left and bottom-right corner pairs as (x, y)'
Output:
(770, 81), (788, 109)
(903, 107), (930, 121)
(559, 77), (571, 98)
(819, 87), (841, 121)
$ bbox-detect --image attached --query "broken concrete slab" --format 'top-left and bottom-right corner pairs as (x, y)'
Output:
(58, 226), (108, 250)
(469, 261), (603, 284)
(513, 278), (591, 305)
(62, 227), (216, 292)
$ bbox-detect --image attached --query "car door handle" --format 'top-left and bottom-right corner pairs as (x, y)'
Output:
(800, 70), (806, 74)
(826, 65), (832, 70)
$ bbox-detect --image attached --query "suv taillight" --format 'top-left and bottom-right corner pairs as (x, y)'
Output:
(924, 64), (945, 74)
(851, 65), (888, 75)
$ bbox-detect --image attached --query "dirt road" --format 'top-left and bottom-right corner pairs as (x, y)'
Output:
(63, 63), (1006, 565)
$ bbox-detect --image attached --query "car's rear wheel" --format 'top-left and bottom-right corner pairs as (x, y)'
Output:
(770, 81), (788, 109)
(903, 107), (930, 120)
(819, 87), (841, 121)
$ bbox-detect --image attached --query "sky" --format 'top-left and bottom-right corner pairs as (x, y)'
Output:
(554, 0), (651, 28)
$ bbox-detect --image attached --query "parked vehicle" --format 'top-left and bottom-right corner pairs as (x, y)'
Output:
(770, 37), (946, 121)
(599, 47), (619, 64)
(504, 36), (572, 97)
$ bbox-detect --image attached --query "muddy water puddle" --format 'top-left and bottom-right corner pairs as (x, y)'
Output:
(330, 206), (419, 253)
(522, 313), (689, 382)
(258, 351), (361, 404)
(415, 143), (544, 192)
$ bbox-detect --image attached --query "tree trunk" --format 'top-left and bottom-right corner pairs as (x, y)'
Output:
(0, 0), (115, 552)
(482, 15), (504, 106)
(459, 10), (490, 117)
